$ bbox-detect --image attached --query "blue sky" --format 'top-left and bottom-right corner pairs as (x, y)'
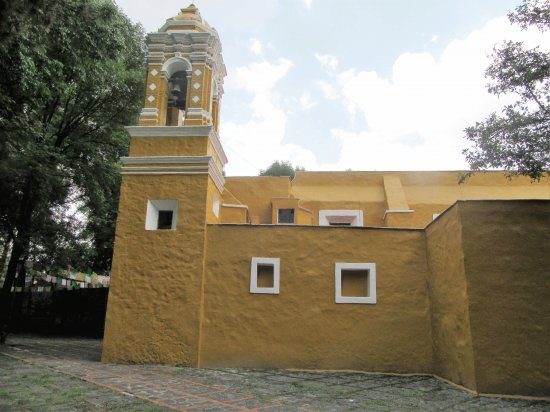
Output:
(114, 0), (548, 176)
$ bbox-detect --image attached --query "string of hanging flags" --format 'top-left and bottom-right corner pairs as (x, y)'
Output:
(10, 269), (110, 293)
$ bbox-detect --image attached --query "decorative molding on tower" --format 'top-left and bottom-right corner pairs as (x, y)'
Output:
(121, 155), (225, 193)
(125, 125), (228, 166)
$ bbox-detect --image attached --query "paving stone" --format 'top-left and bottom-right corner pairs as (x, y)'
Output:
(1, 336), (550, 412)
(161, 396), (211, 407)
(204, 391), (253, 402)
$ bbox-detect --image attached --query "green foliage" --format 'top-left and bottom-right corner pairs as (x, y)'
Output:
(0, 0), (145, 293)
(463, 0), (550, 180)
(259, 161), (305, 179)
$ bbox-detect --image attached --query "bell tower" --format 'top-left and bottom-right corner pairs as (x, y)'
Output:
(102, 5), (227, 366)
(139, 4), (225, 129)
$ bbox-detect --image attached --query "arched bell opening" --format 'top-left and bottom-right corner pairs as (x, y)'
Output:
(166, 71), (187, 126)
(161, 57), (192, 126)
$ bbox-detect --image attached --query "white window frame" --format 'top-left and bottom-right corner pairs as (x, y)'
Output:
(320, 210), (363, 227)
(145, 199), (178, 230)
(335, 262), (376, 304)
(250, 257), (280, 294)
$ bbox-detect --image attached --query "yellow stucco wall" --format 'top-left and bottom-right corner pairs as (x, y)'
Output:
(220, 205), (248, 224)
(459, 200), (550, 397)
(102, 174), (210, 366)
(383, 175), (410, 210)
(224, 172), (549, 229)
(224, 177), (291, 224)
(401, 172), (549, 205)
(128, 136), (208, 157)
(425, 205), (477, 390)
(199, 225), (433, 373)
(296, 207), (313, 225)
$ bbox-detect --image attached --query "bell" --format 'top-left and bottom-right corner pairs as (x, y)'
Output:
(171, 82), (181, 97)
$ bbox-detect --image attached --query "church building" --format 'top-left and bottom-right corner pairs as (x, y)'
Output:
(102, 5), (550, 398)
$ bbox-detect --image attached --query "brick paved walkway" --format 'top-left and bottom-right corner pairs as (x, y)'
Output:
(1, 336), (549, 411)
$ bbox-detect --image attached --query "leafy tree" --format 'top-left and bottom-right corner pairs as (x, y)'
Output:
(463, 0), (549, 180)
(0, 0), (145, 298)
(259, 161), (305, 179)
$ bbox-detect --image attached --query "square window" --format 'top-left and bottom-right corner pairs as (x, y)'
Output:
(250, 257), (280, 294)
(145, 200), (178, 230)
(257, 264), (274, 288)
(157, 210), (174, 230)
(335, 263), (376, 304)
(278, 208), (295, 224)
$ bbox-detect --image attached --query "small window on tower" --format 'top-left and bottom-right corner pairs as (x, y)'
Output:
(145, 200), (178, 230)
(278, 208), (295, 224)
(157, 210), (174, 230)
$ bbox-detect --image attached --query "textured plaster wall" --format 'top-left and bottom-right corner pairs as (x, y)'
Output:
(200, 225), (433, 373)
(224, 177), (291, 223)
(128, 136), (208, 157)
(460, 200), (550, 397)
(402, 173), (549, 205)
(383, 175), (410, 210)
(220, 206), (248, 223)
(296, 208), (313, 225)
(425, 205), (477, 390)
(102, 174), (210, 366)
(384, 212), (416, 228)
(225, 172), (549, 229)
(293, 172), (387, 227)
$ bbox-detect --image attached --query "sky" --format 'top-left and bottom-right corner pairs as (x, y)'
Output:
(114, 0), (549, 176)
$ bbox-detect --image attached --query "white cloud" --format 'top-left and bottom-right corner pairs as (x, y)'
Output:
(315, 53), (338, 71)
(249, 38), (263, 55)
(221, 58), (317, 175)
(304, 0), (313, 10)
(430, 34), (439, 43)
(321, 16), (550, 171)
(299, 92), (317, 110)
(316, 80), (339, 100)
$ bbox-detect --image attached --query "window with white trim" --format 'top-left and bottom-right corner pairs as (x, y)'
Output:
(335, 263), (376, 304)
(145, 199), (178, 230)
(250, 257), (280, 294)
(320, 210), (363, 227)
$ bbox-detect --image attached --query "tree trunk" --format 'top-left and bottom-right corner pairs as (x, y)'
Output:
(0, 236), (12, 279)
(0, 175), (38, 299)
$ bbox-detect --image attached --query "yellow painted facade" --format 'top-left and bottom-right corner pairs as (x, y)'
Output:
(102, 5), (550, 398)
